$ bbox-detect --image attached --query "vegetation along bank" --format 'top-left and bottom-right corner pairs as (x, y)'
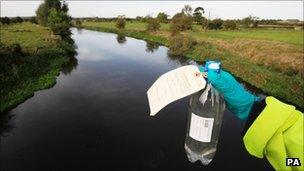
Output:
(80, 6), (303, 109)
(0, 0), (76, 113)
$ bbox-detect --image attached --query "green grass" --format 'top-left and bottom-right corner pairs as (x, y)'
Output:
(0, 22), (72, 113)
(83, 21), (172, 31)
(188, 29), (303, 46)
(82, 21), (304, 109)
(84, 21), (303, 45)
(0, 22), (53, 49)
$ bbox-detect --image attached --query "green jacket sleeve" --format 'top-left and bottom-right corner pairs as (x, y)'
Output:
(243, 96), (304, 171)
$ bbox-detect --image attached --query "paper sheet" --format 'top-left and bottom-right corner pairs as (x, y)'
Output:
(189, 113), (214, 142)
(147, 65), (206, 116)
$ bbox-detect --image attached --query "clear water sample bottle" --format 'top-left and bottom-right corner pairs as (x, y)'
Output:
(184, 83), (225, 165)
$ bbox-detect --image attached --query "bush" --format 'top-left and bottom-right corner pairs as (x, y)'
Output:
(75, 19), (82, 26)
(146, 18), (160, 31)
(168, 33), (197, 56)
(15, 16), (23, 23)
(207, 19), (223, 30)
(0, 17), (11, 24)
(242, 15), (259, 28)
(170, 12), (193, 33)
(157, 12), (169, 23)
(116, 18), (126, 29)
(223, 20), (237, 30)
(30, 16), (37, 24)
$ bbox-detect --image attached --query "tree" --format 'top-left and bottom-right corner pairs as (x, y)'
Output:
(36, 3), (48, 26)
(193, 7), (205, 24)
(201, 17), (208, 29)
(1, 17), (11, 24)
(135, 16), (143, 22)
(207, 19), (223, 30)
(47, 8), (71, 36)
(30, 16), (37, 24)
(146, 18), (160, 31)
(142, 15), (152, 22)
(15, 16), (23, 23)
(61, 1), (69, 13)
(36, 0), (62, 26)
(170, 12), (193, 34)
(116, 16), (126, 29)
(242, 15), (259, 28)
(157, 12), (169, 23)
(182, 5), (193, 16)
(223, 20), (237, 30)
(75, 19), (82, 26)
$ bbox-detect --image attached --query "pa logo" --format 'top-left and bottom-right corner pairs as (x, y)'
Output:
(286, 158), (301, 166)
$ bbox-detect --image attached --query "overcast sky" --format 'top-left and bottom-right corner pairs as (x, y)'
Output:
(1, 1), (303, 20)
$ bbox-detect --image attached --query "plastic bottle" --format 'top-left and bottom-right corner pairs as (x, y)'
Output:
(184, 83), (225, 165)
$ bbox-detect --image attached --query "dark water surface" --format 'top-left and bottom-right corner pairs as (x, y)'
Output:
(0, 29), (273, 170)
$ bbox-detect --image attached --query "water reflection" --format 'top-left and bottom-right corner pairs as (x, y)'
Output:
(116, 35), (127, 44)
(0, 112), (15, 137)
(61, 56), (79, 75)
(166, 52), (191, 66)
(76, 27), (83, 34)
(145, 41), (159, 53)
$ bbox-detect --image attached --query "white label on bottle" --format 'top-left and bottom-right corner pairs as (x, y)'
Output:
(189, 113), (214, 142)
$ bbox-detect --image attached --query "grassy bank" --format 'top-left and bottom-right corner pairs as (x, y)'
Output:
(0, 22), (74, 113)
(82, 21), (303, 109)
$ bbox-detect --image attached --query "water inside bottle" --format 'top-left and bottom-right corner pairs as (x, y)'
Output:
(184, 84), (225, 165)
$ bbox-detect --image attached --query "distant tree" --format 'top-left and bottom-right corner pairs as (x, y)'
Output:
(15, 16), (23, 23)
(146, 18), (160, 31)
(242, 15), (259, 28)
(252, 20), (259, 28)
(182, 5), (193, 16)
(75, 19), (82, 26)
(116, 16), (126, 29)
(207, 18), (223, 30)
(223, 20), (237, 30)
(201, 17), (208, 29)
(142, 15), (152, 22)
(1, 17), (11, 24)
(30, 16), (38, 24)
(135, 16), (143, 22)
(193, 7), (205, 24)
(157, 12), (169, 23)
(9, 18), (16, 23)
(170, 12), (193, 34)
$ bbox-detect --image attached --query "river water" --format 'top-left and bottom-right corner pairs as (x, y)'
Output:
(0, 28), (272, 170)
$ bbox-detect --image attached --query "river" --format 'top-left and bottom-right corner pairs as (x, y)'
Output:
(0, 28), (272, 170)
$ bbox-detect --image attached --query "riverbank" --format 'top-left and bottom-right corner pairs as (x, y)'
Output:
(0, 22), (76, 113)
(82, 21), (303, 109)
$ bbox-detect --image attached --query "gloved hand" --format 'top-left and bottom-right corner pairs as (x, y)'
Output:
(197, 65), (260, 120)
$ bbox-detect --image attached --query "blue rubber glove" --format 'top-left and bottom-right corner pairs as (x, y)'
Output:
(198, 65), (260, 120)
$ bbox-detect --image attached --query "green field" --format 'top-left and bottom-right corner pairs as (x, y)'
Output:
(82, 21), (304, 109)
(0, 22), (73, 113)
(83, 21), (303, 45)
(1, 22), (53, 49)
